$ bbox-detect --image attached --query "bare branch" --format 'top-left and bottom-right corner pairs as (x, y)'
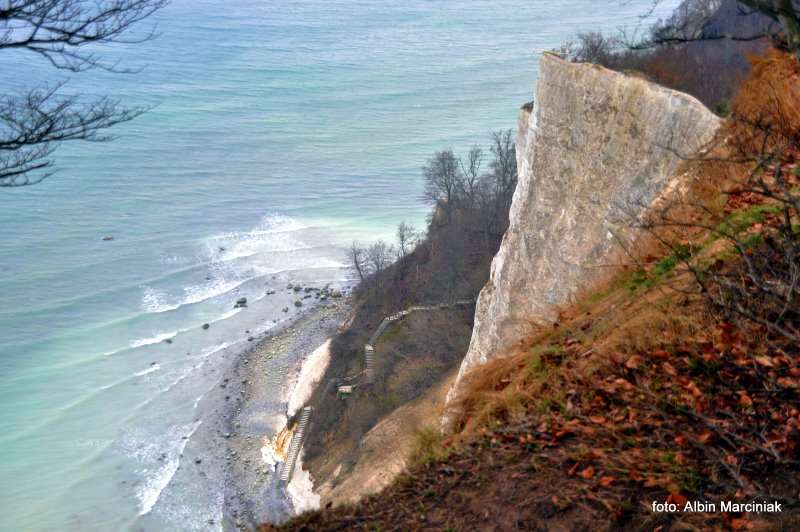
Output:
(0, 0), (169, 72)
(0, 84), (149, 186)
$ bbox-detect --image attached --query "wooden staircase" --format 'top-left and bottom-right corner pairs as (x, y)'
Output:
(362, 299), (473, 385)
(280, 406), (312, 482)
(364, 344), (375, 383)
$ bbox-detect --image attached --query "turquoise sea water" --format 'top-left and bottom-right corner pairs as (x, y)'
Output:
(0, 1), (678, 530)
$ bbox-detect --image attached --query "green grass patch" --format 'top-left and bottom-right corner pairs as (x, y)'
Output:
(526, 354), (547, 378)
(715, 203), (782, 239)
(653, 244), (693, 277)
(410, 427), (451, 466)
(625, 269), (655, 291)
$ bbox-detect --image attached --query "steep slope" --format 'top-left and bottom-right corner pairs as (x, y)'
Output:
(448, 53), (721, 407)
(265, 49), (800, 532)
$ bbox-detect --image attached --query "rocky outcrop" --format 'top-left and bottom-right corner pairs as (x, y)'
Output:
(448, 53), (720, 407)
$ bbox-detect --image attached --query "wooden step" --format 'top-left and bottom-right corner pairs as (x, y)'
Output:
(280, 406), (312, 482)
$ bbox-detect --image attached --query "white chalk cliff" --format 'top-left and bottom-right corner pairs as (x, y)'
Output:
(448, 53), (721, 406)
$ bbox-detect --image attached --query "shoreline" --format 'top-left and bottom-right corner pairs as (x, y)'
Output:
(213, 296), (350, 529)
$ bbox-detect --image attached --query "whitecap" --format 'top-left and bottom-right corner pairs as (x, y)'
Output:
(142, 286), (181, 314)
(134, 364), (161, 377)
(135, 420), (202, 516)
(130, 331), (178, 349)
(213, 308), (242, 322)
(200, 341), (234, 357)
(159, 342), (233, 394)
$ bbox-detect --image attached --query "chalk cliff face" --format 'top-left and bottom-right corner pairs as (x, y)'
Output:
(449, 53), (720, 402)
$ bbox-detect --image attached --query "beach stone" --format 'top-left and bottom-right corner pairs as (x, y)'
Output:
(234, 297), (248, 309)
(202, 323), (210, 330)
(282, 307), (289, 313)
(294, 300), (303, 307)
(194, 458), (202, 465)
(293, 285), (302, 292)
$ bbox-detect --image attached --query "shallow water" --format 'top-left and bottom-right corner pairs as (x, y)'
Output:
(0, 1), (678, 530)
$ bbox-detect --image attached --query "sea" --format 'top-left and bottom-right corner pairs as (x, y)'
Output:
(0, 1), (679, 530)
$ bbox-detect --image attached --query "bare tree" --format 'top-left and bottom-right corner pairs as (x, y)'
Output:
(489, 129), (517, 230)
(641, 0), (799, 61)
(348, 241), (368, 282)
(422, 149), (461, 221)
(569, 31), (621, 66)
(1, 0), (168, 187)
(396, 220), (419, 258)
(366, 240), (394, 275)
(458, 145), (483, 205)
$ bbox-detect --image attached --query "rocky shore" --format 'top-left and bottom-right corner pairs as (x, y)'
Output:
(171, 288), (350, 531)
(222, 297), (348, 529)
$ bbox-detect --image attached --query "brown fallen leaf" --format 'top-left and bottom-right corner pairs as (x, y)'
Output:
(738, 392), (753, 408)
(614, 378), (635, 391)
(697, 430), (713, 444)
(667, 492), (688, 507)
(652, 349), (670, 360)
(600, 476), (615, 487)
(754, 356), (774, 368)
(663, 362), (678, 376)
(555, 429), (573, 441)
(587, 448), (607, 459)
(625, 355), (644, 370)
(579, 466), (595, 479)
(685, 381), (702, 398)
